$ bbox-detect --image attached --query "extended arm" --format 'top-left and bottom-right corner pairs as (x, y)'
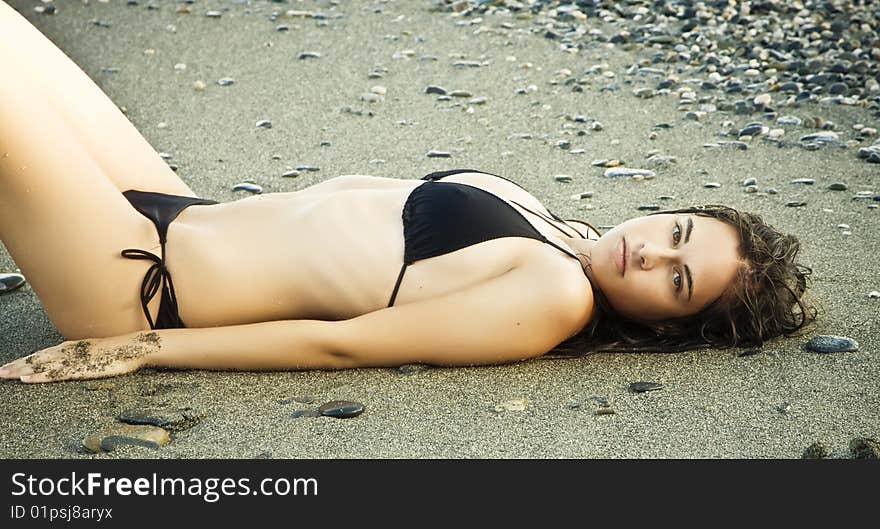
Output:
(1, 259), (593, 383)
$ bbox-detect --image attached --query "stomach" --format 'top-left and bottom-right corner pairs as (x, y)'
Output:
(162, 181), (549, 327)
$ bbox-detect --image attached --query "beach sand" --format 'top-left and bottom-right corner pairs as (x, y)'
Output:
(1, 0), (877, 458)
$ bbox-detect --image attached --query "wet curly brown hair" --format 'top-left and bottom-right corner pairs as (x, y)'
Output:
(552, 204), (819, 355)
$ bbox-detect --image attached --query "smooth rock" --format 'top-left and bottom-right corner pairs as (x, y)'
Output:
(426, 150), (451, 158)
(827, 182), (848, 191)
(802, 441), (829, 459)
(0, 273), (26, 294)
(804, 335), (859, 353)
(849, 437), (880, 459)
(117, 407), (198, 429)
(232, 183), (263, 194)
(603, 167), (655, 178)
(628, 381), (663, 393)
(83, 424), (170, 453)
(318, 400), (365, 418)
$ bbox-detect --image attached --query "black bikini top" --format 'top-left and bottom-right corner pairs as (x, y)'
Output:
(387, 169), (600, 307)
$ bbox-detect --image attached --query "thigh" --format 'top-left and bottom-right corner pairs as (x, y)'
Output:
(0, 72), (158, 340)
(0, 1), (197, 197)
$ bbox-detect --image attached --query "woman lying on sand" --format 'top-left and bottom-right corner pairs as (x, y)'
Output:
(0, 3), (815, 384)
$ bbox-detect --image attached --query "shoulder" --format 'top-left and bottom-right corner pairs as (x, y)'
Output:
(517, 252), (595, 336)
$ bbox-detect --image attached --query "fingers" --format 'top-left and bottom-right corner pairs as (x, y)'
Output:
(19, 372), (50, 384)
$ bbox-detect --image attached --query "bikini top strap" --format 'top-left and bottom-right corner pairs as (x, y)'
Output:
(510, 200), (584, 240)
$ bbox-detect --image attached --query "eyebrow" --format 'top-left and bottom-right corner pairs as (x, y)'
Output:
(684, 216), (694, 302)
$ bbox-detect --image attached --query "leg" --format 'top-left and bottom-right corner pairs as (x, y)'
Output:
(0, 2), (196, 197)
(0, 51), (160, 339)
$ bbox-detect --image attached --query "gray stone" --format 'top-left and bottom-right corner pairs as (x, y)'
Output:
(628, 381), (663, 393)
(0, 273), (26, 294)
(804, 335), (859, 353)
(318, 400), (365, 418)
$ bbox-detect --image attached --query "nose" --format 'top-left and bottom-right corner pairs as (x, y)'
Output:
(637, 242), (677, 270)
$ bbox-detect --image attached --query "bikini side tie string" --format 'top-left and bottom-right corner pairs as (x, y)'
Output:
(120, 247), (179, 330)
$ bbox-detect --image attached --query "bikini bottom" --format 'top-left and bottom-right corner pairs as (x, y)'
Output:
(120, 189), (218, 330)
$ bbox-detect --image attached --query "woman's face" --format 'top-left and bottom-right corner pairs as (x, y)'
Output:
(587, 213), (743, 322)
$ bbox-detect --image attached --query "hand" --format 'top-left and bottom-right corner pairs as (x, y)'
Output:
(0, 331), (161, 384)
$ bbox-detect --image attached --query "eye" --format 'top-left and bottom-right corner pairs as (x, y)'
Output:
(672, 222), (682, 245)
(673, 269), (682, 292)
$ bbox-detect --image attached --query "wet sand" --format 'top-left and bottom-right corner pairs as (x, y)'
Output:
(1, 0), (877, 458)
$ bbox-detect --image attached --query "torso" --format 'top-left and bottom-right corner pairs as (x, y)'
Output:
(161, 172), (599, 327)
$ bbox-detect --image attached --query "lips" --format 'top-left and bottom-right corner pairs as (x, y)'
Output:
(621, 237), (626, 276)
(616, 236), (626, 276)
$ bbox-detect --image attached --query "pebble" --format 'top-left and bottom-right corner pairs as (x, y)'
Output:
(281, 170), (300, 178)
(799, 131), (840, 145)
(742, 178), (757, 186)
(426, 150), (451, 158)
(704, 182), (721, 188)
(850, 437), (880, 459)
(296, 165), (320, 172)
(592, 159), (623, 168)
(553, 175), (572, 183)
(603, 167), (655, 179)
(637, 204), (660, 211)
(776, 116), (802, 126)
(867, 291), (880, 299)
(0, 273), (26, 294)
(802, 441), (829, 459)
(118, 406), (199, 430)
(217, 77), (235, 86)
(232, 182), (263, 194)
(570, 191), (594, 200)
(804, 335), (859, 353)
(298, 51), (321, 60)
(827, 183), (848, 191)
(791, 178), (815, 185)
(507, 133), (532, 140)
(595, 406), (616, 416)
(318, 400), (365, 419)
(424, 85), (447, 95)
(83, 424), (170, 453)
(255, 120), (272, 129)
(205, 10), (222, 18)
(628, 381), (663, 393)
(785, 201), (806, 207)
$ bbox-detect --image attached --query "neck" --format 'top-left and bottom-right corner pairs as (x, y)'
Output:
(559, 235), (597, 284)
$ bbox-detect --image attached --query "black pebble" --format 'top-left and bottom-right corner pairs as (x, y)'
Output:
(849, 437), (880, 459)
(737, 348), (761, 357)
(628, 381), (663, 393)
(318, 400), (365, 418)
(802, 441), (829, 459)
